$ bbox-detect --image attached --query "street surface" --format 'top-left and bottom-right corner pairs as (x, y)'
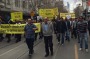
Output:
(0, 34), (90, 59)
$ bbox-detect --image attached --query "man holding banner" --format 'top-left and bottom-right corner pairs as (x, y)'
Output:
(24, 18), (38, 56)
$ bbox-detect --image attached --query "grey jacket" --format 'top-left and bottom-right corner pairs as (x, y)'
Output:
(42, 21), (53, 36)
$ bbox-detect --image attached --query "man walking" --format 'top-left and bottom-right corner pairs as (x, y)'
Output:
(56, 18), (67, 45)
(24, 18), (37, 56)
(65, 18), (71, 42)
(77, 16), (88, 52)
(42, 18), (53, 57)
(56, 17), (61, 43)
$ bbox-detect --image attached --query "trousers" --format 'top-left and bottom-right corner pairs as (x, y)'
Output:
(44, 36), (53, 55)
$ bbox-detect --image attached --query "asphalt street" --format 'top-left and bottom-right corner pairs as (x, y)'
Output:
(0, 34), (90, 59)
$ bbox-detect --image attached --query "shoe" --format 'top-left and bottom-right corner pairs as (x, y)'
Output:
(16, 41), (18, 43)
(65, 38), (67, 40)
(75, 37), (77, 39)
(68, 40), (70, 42)
(79, 48), (82, 51)
(58, 42), (60, 44)
(29, 51), (32, 56)
(51, 52), (53, 56)
(31, 50), (34, 54)
(7, 40), (11, 43)
(29, 54), (32, 56)
(61, 44), (63, 45)
(71, 36), (73, 38)
(86, 49), (88, 52)
(0, 39), (3, 42)
(45, 54), (49, 57)
(78, 41), (80, 43)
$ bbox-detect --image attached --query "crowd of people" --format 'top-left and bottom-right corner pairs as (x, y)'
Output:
(24, 16), (90, 57)
(0, 16), (90, 57)
(52, 16), (89, 53)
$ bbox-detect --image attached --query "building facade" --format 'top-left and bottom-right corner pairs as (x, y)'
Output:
(0, 0), (34, 21)
(0, 0), (33, 13)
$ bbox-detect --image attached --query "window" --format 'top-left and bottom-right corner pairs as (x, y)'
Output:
(0, 0), (4, 3)
(7, 0), (11, 5)
(22, 1), (27, 9)
(15, 0), (20, 7)
(0, 0), (3, 2)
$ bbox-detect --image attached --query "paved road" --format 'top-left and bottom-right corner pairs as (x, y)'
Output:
(0, 34), (90, 59)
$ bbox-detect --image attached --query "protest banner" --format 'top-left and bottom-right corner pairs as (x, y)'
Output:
(0, 23), (41, 34)
(39, 8), (58, 19)
(11, 12), (23, 21)
(53, 8), (59, 16)
(60, 13), (75, 19)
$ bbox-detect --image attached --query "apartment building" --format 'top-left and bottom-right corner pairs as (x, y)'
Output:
(0, 0), (33, 21)
(0, 0), (32, 12)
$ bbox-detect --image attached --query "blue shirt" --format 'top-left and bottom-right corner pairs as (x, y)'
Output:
(24, 24), (36, 39)
(44, 24), (48, 31)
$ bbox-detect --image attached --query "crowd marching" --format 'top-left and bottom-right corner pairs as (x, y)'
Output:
(0, 16), (90, 57)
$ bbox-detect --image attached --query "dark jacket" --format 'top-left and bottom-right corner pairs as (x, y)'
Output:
(56, 20), (67, 33)
(88, 20), (90, 30)
(52, 21), (57, 32)
(77, 21), (88, 33)
(65, 20), (71, 31)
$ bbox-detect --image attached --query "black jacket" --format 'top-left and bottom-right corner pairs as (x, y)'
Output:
(56, 20), (67, 33)
(88, 20), (90, 30)
(65, 20), (71, 30)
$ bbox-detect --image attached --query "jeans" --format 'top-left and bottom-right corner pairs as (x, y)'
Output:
(57, 33), (60, 42)
(79, 33), (88, 49)
(77, 33), (80, 43)
(65, 30), (70, 41)
(35, 33), (38, 41)
(61, 33), (65, 44)
(73, 28), (77, 38)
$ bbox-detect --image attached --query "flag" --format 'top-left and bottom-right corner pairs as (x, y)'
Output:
(87, 0), (90, 6)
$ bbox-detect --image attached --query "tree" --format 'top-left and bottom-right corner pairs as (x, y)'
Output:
(74, 4), (84, 17)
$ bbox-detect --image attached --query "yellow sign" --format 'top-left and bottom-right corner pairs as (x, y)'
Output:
(53, 8), (59, 16)
(39, 8), (58, 19)
(0, 23), (41, 34)
(39, 9), (45, 17)
(11, 12), (23, 21)
(60, 13), (75, 19)
(70, 13), (75, 18)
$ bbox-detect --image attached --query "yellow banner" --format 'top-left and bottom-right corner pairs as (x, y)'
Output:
(60, 13), (75, 19)
(53, 8), (59, 16)
(39, 8), (58, 20)
(0, 23), (41, 34)
(11, 12), (23, 22)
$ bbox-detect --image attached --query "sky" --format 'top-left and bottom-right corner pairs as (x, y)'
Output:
(63, 0), (82, 12)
